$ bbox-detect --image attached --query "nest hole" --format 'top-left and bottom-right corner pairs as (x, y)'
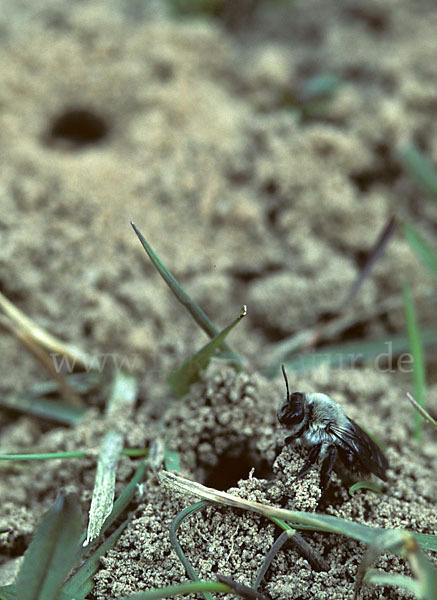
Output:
(46, 107), (110, 149)
(204, 447), (273, 491)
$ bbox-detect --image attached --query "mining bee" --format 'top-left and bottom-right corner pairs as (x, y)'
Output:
(277, 365), (389, 491)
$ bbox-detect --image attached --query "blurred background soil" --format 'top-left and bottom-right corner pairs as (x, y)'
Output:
(0, 1), (436, 598)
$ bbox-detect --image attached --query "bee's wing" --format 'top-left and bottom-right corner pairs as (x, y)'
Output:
(331, 418), (389, 481)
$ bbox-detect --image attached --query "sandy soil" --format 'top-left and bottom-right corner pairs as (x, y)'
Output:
(0, 1), (436, 599)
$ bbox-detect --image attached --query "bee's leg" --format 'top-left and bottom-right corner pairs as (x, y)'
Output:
(319, 446), (337, 492)
(294, 444), (322, 481)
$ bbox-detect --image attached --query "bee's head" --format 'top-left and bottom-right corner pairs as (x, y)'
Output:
(277, 365), (305, 426)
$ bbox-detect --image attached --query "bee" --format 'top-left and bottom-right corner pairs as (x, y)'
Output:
(277, 365), (389, 492)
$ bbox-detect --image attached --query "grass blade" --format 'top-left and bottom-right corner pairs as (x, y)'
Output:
(164, 445), (181, 472)
(117, 581), (229, 600)
(85, 372), (138, 545)
(160, 472), (381, 544)
(0, 451), (90, 462)
(70, 457), (148, 586)
(253, 530), (291, 590)
(97, 457), (147, 535)
(0, 393), (87, 425)
(254, 528), (328, 591)
(340, 216), (396, 309)
(0, 291), (90, 369)
(61, 519), (129, 599)
(296, 73), (342, 119)
(413, 534), (437, 553)
(85, 430), (125, 546)
(403, 222), (437, 281)
(398, 144), (437, 199)
(403, 283), (427, 441)
(274, 328), (437, 374)
(167, 306), (246, 396)
(0, 585), (17, 600)
(15, 490), (82, 600)
(169, 501), (214, 600)
(355, 529), (405, 599)
(349, 481), (383, 495)
(27, 372), (102, 396)
(362, 571), (421, 597)
(159, 471), (437, 552)
(130, 222), (232, 353)
(410, 546), (437, 600)
(265, 292), (435, 378)
(406, 392), (437, 430)
(215, 574), (268, 600)
(8, 458), (150, 600)
(0, 449), (147, 463)
(356, 531), (437, 600)
(0, 316), (82, 405)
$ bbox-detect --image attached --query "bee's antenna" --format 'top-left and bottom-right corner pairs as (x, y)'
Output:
(281, 364), (290, 401)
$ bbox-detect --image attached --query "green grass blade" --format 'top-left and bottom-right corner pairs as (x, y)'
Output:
(0, 585), (17, 600)
(169, 501), (214, 600)
(164, 445), (181, 472)
(61, 519), (129, 599)
(297, 74), (342, 119)
(267, 517), (294, 532)
(117, 581), (229, 600)
(270, 328), (437, 375)
(403, 222), (437, 281)
(160, 471), (437, 552)
(0, 451), (89, 462)
(130, 222), (231, 353)
(355, 529), (405, 598)
(406, 392), (437, 430)
(349, 481), (383, 495)
(412, 547), (437, 600)
(412, 533), (437, 553)
(403, 283), (427, 440)
(0, 393), (87, 425)
(4, 459), (147, 600)
(28, 373), (102, 396)
(264, 516), (328, 572)
(122, 448), (149, 457)
(254, 524), (328, 589)
(362, 571), (421, 598)
(161, 472), (381, 544)
(0, 449), (147, 463)
(399, 144), (437, 198)
(168, 306), (247, 396)
(253, 530), (291, 590)
(15, 490), (82, 600)
(263, 329), (316, 377)
(0, 373), (101, 426)
(356, 531), (437, 600)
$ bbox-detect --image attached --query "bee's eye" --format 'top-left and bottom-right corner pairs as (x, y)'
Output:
(277, 392), (305, 426)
